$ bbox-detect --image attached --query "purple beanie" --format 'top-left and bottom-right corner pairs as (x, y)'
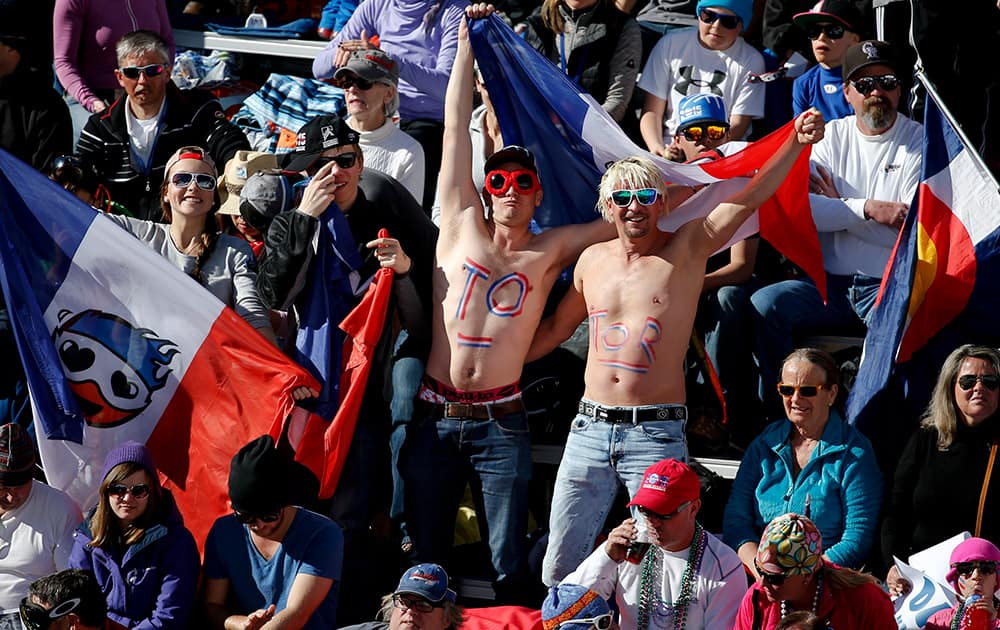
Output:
(946, 537), (1000, 588)
(101, 441), (157, 483)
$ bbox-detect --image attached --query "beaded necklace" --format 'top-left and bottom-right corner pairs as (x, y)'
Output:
(636, 522), (707, 630)
(779, 570), (823, 618)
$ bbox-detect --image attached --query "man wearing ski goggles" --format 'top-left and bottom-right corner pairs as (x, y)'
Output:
(21, 570), (107, 630)
(668, 93), (733, 163)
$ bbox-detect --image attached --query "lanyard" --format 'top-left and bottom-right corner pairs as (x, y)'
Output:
(558, 32), (588, 86)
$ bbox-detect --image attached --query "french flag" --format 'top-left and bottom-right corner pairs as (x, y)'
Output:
(0, 149), (318, 545)
(847, 88), (1000, 444)
(468, 14), (825, 299)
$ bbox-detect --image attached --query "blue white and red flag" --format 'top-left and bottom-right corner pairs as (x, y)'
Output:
(0, 149), (318, 545)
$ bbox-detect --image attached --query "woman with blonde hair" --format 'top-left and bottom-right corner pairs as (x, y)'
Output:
(883, 344), (1000, 596)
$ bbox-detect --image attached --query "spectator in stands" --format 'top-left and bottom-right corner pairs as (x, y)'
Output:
(105, 146), (274, 339)
(723, 348), (882, 572)
(21, 569), (107, 630)
(48, 155), (106, 209)
(334, 49), (426, 204)
(790, 0), (862, 121)
(53, 0), (174, 141)
(540, 584), (612, 630)
(751, 40), (922, 415)
(638, 0), (764, 153)
(217, 150), (279, 260)
(924, 537), (1000, 630)
(527, 109), (825, 587)
(761, 0), (868, 64)
(69, 442), (200, 629)
(0, 424), (82, 611)
(401, 5), (616, 604)
(235, 170), (294, 263)
(313, 0), (467, 211)
(667, 93), (737, 162)
(883, 345), (1000, 597)
(0, 7), (72, 171)
(76, 30), (249, 221)
(562, 459), (745, 628)
(203, 435), (343, 630)
(521, 0), (642, 124)
(340, 564), (464, 630)
(733, 513), (894, 628)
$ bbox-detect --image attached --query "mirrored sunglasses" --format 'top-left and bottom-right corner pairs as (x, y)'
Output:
(334, 74), (374, 90)
(557, 612), (614, 630)
(754, 561), (788, 586)
(310, 152), (359, 173)
(806, 23), (846, 40)
(107, 482), (151, 498)
(392, 593), (439, 613)
(485, 169), (541, 196)
(851, 74), (900, 96)
(638, 501), (691, 521)
(120, 64), (166, 80)
(609, 188), (659, 208)
(776, 383), (830, 397)
(680, 124), (729, 142)
(957, 374), (1000, 391)
(170, 172), (218, 191)
(699, 8), (741, 29)
(233, 509), (282, 525)
(954, 560), (998, 577)
(20, 596), (82, 630)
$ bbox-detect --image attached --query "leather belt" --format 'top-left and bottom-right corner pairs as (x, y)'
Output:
(425, 397), (525, 420)
(578, 400), (687, 424)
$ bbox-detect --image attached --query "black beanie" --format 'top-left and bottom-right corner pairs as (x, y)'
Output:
(228, 435), (290, 514)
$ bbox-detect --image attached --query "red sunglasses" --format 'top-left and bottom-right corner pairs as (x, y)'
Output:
(484, 169), (541, 196)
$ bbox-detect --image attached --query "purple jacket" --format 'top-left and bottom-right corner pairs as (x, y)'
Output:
(68, 491), (199, 630)
(313, 0), (466, 122)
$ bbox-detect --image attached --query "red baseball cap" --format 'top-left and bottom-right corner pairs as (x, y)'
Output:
(627, 459), (700, 515)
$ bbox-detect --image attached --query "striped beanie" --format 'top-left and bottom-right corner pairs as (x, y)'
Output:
(0, 423), (36, 486)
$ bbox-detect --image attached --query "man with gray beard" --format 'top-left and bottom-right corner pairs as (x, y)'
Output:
(750, 40), (922, 415)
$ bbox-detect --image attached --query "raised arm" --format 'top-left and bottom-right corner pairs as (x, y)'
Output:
(689, 109), (825, 258)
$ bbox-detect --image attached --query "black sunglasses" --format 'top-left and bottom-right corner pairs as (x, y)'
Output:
(954, 560), (998, 577)
(233, 509), (282, 525)
(957, 374), (1000, 391)
(851, 74), (900, 96)
(20, 596), (82, 630)
(335, 74), (375, 91)
(754, 561), (788, 586)
(392, 593), (440, 613)
(107, 482), (151, 499)
(120, 63), (166, 80)
(776, 383), (831, 397)
(699, 8), (741, 29)
(806, 23), (846, 40)
(638, 501), (691, 521)
(310, 152), (359, 173)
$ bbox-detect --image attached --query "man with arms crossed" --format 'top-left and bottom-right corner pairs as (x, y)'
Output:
(532, 109), (826, 587)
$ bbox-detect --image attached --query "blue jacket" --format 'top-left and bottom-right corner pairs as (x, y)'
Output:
(68, 490), (200, 629)
(723, 411), (882, 568)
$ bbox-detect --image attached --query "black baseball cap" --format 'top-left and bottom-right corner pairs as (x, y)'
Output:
(279, 115), (361, 173)
(792, 0), (863, 32)
(842, 40), (900, 81)
(483, 145), (538, 175)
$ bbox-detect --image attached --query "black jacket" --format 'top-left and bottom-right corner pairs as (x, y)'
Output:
(76, 83), (250, 221)
(0, 65), (72, 171)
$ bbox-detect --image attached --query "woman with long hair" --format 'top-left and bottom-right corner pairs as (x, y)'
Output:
(68, 442), (199, 629)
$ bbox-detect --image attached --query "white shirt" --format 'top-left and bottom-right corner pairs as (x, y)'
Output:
(0, 481), (82, 609)
(563, 530), (744, 630)
(124, 97), (167, 169)
(808, 113), (923, 277)
(355, 118), (426, 204)
(638, 28), (765, 140)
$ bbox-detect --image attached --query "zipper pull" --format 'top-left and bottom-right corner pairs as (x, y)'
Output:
(146, 179), (151, 193)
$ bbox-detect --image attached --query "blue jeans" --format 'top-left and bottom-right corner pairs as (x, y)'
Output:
(751, 273), (880, 415)
(541, 405), (688, 586)
(389, 355), (425, 539)
(401, 403), (532, 594)
(700, 280), (763, 419)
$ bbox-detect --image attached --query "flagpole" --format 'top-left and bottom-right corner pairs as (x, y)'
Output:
(914, 68), (1000, 192)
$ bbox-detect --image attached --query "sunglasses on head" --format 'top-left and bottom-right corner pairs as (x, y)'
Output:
(851, 74), (900, 96)
(954, 560), (998, 577)
(233, 509), (282, 525)
(638, 501), (691, 522)
(484, 169), (541, 196)
(806, 23), (846, 40)
(957, 374), (1000, 391)
(680, 124), (729, 143)
(335, 74), (375, 90)
(20, 596), (82, 630)
(392, 593), (439, 613)
(776, 383), (830, 397)
(120, 63), (166, 80)
(609, 188), (659, 208)
(310, 152), (359, 173)
(170, 172), (217, 191)
(556, 612), (614, 630)
(754, 561), (788, 586)
(107, 482), (151, 499)
(699, 8), (741, 29)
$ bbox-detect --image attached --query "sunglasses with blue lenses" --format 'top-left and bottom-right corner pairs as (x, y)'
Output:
(699, 8), (741, 29)
(609, 188), (659, 208)
(850, 74), (900, 96)
(170, 172), (217, 191)
(119, 64), (167, 80)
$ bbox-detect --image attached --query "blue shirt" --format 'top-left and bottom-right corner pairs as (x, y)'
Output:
(792, 64), (853, 121)
(204, 508), (344, 629)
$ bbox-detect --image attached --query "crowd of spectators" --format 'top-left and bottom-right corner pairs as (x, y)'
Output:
(1, 0), (1000, 627)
